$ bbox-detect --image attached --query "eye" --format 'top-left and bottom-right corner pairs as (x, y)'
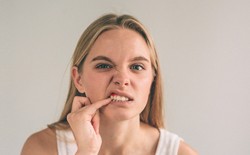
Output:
(95, 64), (113, 69)
(130, 64), (144, 71)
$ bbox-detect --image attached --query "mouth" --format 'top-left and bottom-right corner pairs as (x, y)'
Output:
(109, 93), (133, 102)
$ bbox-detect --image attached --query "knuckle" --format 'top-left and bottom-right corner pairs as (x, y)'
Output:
(66, 114), (72, 123)
(73, 96), (88, 104)
(67, 113), (73, 121)
(73, 96), (80, 102)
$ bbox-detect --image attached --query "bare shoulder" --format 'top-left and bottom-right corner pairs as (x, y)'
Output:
(178, 140), (199, 155)
(21, 128), (57, 155)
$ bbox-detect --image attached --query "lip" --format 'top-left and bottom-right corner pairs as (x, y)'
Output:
(107, 90), (134, 101)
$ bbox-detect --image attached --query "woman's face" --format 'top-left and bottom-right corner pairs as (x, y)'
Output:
(81, 28), (154, 121)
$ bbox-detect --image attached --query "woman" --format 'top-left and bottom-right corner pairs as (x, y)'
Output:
(21, 14), (198, 155)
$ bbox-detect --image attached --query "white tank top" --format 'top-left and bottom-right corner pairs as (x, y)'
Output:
(56, 128), (181, 155)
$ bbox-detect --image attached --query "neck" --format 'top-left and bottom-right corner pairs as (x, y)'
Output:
(99, 115), (142, 154)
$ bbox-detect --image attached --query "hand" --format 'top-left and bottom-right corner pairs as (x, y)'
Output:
(67, 96), (111, 155)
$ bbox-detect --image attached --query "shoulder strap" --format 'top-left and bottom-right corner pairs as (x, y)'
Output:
(155, 129), (181, 155)
(56, 129), (77, 155)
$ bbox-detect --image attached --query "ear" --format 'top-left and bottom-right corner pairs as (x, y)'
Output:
(72, 66), (85, 93)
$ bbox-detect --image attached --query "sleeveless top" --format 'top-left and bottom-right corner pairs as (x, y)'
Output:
(56, 128), (181, 155)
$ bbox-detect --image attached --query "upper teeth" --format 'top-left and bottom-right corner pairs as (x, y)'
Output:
(110, 95), (129, 102)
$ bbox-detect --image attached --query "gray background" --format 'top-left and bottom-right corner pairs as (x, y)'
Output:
(1, 0), (250, 154)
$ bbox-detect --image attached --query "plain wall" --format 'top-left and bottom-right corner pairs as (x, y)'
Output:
(1, 0), (250, 154)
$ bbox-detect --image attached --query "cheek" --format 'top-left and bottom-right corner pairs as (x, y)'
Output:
(135, 78), (153, 112)
(83, 74), (101, 90)
(82, 71), (110, 99)
(137, 76), (153, 96)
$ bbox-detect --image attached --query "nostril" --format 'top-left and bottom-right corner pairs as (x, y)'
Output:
(113, 80), (129, 86)
(114, 81), (120, 85)
(114, 82), (129, 86)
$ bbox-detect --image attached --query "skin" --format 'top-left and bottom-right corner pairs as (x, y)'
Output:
(21, 28), (198, 155)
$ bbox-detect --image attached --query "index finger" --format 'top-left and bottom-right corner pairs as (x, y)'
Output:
(87, 98), (111, 114)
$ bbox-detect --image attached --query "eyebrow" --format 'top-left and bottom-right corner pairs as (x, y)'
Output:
(129, 56), (150, 63)
(91, 55), (150, 63)
(91, 56), (114, 63)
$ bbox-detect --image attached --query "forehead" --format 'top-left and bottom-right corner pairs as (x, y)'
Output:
(87, 28), (151, 59)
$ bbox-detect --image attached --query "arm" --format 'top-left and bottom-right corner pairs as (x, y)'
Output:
(178, 141), (199, 155)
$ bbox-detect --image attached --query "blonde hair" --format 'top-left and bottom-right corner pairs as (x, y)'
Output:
(49, 13), (164, 129)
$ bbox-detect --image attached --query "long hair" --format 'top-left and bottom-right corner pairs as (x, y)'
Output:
(48, 13), (164, 129)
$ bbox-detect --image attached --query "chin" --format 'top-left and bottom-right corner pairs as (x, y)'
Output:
(100, 107), (139, 122)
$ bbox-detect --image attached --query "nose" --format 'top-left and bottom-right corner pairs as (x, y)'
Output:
(112, 70), (130, 87)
